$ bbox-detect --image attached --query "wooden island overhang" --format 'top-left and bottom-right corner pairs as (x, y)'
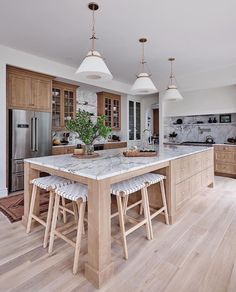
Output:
(23, 145), (214, 288)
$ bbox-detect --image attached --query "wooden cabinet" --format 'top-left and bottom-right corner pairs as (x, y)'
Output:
(171, 149), (214, 215)
(172, 156), (190, 184)
(175, 179), (191, 209)
(214, 145), (236, 178)
(97, 92), (121, 130)
(7, 66), (53, 112)
(52, 81), (78, 130)
(52, 142), (127, 155)
(103, 142), (127, 150)
(32, 78), (52, 111)
(52, 146), (76, 155)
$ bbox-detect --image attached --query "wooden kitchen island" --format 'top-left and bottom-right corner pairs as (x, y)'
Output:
(23, 145), (214, 288)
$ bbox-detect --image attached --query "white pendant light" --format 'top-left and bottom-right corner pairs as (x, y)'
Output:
(164, 58), (183, 101)
(76, 2), (113, 81)
(131, 38), (157, 95)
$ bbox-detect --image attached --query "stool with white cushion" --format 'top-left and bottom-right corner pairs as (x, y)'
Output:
(111, 175), (153, 260)
(129, 173), (169, 239)
(48, 183), (87, 275)
(26, 175), (74, 248)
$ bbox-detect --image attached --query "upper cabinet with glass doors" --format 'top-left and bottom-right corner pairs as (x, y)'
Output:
(52, 81), (78, 130)
(97, 92), (121, 130)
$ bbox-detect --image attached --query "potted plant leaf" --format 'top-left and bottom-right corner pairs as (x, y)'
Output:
(66, 110), (112, 155)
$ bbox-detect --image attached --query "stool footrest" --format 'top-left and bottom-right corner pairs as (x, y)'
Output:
(150, 206), (166, 219)
(31, 214), (47, 227)
(54, 230), (76, 248)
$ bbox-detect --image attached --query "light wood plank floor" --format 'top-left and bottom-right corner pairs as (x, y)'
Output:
(0, 176), (236, 292)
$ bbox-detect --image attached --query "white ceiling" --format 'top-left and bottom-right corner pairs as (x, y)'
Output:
(1, 0), (236, 91)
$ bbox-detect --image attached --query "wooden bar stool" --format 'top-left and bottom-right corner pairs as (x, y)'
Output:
(121, 173), (169, 240)
(111, 175), (153, 260)
(139, 173), (169, 239)
(26, 175), (73, 248)
(48, 183), (87, 275)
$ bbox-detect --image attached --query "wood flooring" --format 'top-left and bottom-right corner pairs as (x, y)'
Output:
(0, 176), (236, 292)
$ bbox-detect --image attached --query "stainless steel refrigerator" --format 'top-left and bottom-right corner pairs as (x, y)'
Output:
(9, 109), (52, 192)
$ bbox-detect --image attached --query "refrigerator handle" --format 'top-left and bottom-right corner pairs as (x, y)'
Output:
(31, 117), (36, 151)
(35, 117), (39, 151)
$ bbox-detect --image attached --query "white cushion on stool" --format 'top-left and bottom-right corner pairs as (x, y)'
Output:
(111, 173), (166, 196)
(111, 175), (147, 196)
(32, 175), (73, 191)
(55, 183), (88, 202)
(141, 173), (166, 185)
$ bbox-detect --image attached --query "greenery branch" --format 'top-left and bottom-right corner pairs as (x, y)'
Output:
(66, 110), (112, 145)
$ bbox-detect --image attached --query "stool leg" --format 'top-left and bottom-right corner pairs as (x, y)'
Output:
(73, 201), (86, 274)
(43, 191), (55, 248)
(160, 180), (169, 225)
(141, 187), (152, 240)
(145, 186), (154, 240)
(139, 203), (143, 215)
(48, 194), (60, 254)
(61, 197), (67, 223)
(117, 195), (128, 260)
(26, 184), (37, 234)
(73, 201), (85, 235)
(123, 195), (128, 222)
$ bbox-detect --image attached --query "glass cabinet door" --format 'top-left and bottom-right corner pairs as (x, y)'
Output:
(64, 90), (75, 125)
(113, 98), (120, 129)
(105, 97), (112, 127)
(52, 87), (61, 128)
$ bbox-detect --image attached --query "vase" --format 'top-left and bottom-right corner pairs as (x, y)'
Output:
(83, 144), (94, 155)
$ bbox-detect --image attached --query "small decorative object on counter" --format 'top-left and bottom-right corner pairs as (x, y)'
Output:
(205, 135), (215, 144)
(220, 114), (231, 123)
(213, 117), (217, 123)
(176, 118), (183, 124)
(169, 131), (178, 142)
(66, 110), (111, 156)
(74, 148), (84, 155)
(208, 117), (213, 123)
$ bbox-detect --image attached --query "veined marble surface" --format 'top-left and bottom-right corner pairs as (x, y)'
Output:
(25, 145), (210, 180)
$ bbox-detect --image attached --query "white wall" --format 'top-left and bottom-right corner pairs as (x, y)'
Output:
(164, 85), (236, 117)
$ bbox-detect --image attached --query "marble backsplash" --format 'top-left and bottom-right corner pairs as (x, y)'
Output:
(164, 113), (236, 144)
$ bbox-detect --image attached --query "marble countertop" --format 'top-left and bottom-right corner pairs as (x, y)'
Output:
(25, 145), (210, 180)
(52, 141), (127, 148)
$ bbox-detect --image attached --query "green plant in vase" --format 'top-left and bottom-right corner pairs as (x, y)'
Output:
(66, 110), (112, 154)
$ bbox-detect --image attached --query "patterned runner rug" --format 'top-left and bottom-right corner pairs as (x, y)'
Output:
(0, 192), (49, 223)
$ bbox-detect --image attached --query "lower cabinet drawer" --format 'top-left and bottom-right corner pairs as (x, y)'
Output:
(215, 151), (235, 163)
(175, 179), (191, 210)
(215, 162), (236, 175)
(190, 153), (202, 175)
(202, 167), (214, 187)
(190, 172), (202, 196)
(202, 150), (214, 170)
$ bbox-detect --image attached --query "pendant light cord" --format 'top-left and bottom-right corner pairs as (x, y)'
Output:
(141, 42), (145, 72)
(170, 60), (173, 85)
(90, 8), (96, 52)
